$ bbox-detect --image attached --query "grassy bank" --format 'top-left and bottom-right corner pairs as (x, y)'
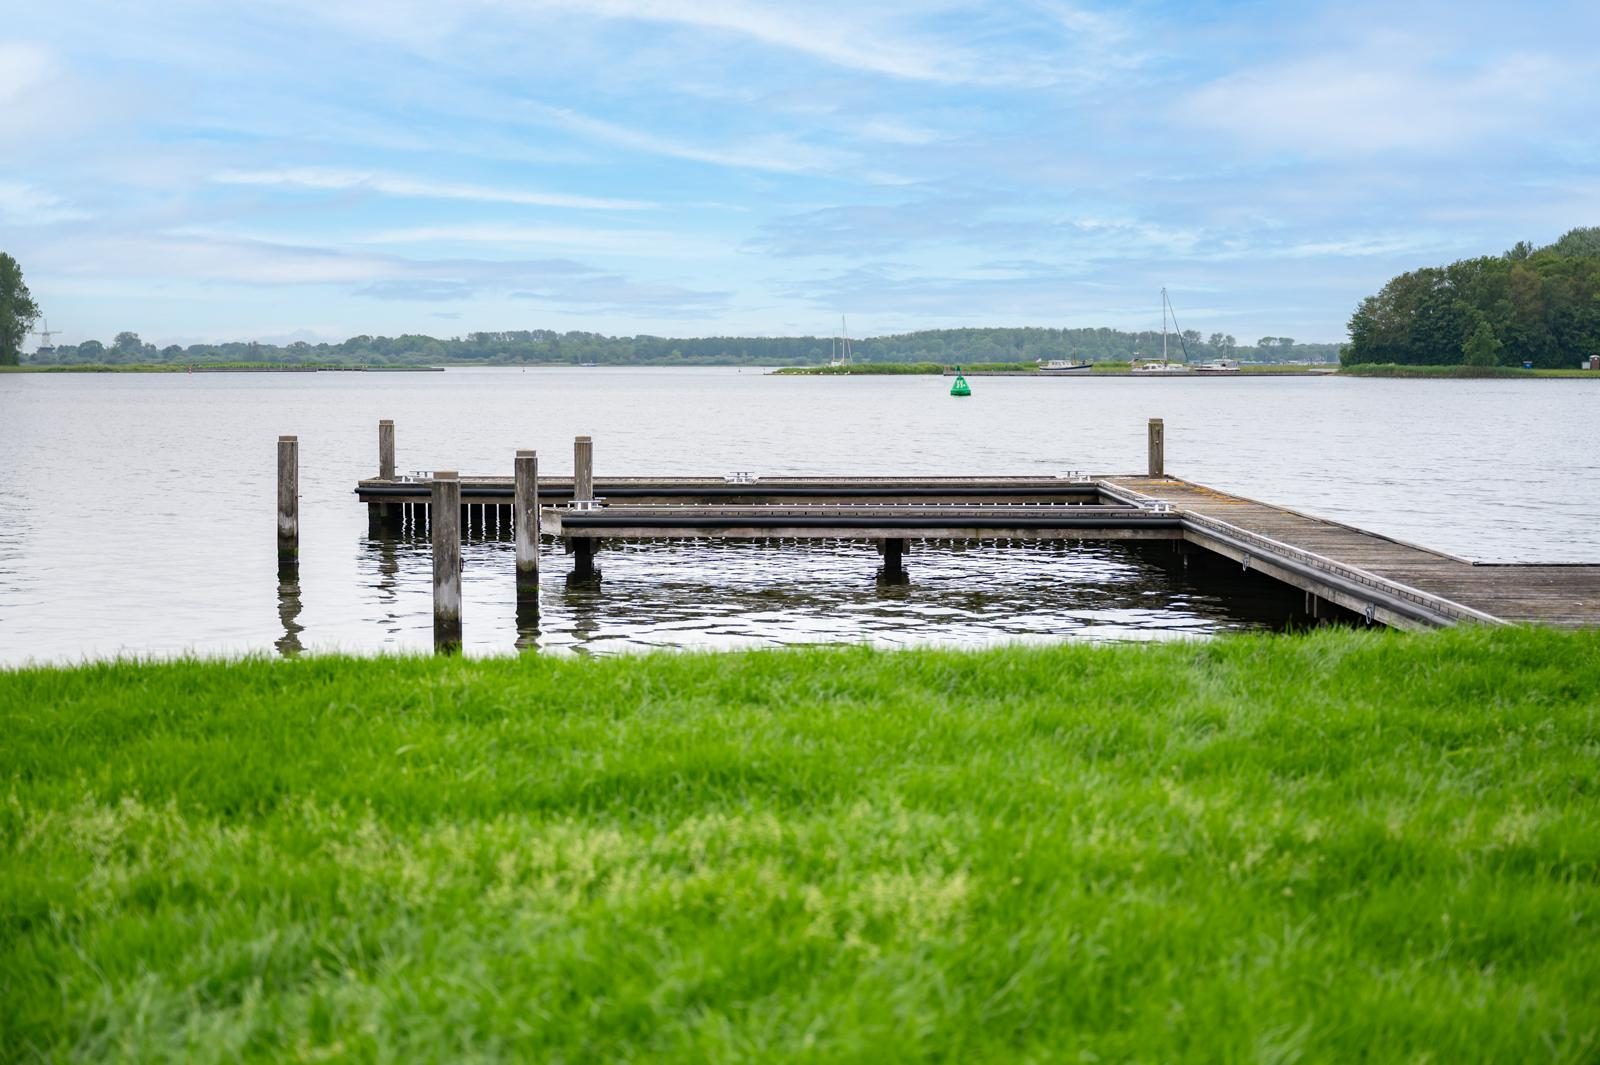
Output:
(4, 628), (1599, 1061)
(1340, 363), (1597, 379)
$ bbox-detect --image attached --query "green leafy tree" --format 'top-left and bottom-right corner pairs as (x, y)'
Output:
(0, 252), (41, 366)
(1462, 320), (1502, 367)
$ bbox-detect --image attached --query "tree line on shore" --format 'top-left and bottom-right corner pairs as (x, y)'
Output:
(19, 325), (1340, 368)
(1342, 226), (1600, 369)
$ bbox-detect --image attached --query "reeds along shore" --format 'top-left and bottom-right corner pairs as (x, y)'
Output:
(3, 627), (1598, 1060)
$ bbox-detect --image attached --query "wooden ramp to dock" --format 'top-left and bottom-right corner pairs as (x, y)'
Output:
(1102, 476), (1600, 629)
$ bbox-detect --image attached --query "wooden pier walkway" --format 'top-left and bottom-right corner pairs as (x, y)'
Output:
(1102, 476), (1600, 629)
(332, 419), (1600, 642)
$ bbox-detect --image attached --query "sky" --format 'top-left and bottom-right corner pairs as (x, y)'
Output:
(2, 0), (1597, 347)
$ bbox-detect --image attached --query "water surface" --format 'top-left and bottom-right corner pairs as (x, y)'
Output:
(2, 368), (1595, 663)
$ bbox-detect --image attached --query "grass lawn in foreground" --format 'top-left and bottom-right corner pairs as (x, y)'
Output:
(2, 627), (1598, 1061)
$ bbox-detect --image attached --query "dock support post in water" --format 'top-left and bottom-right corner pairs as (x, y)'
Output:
(568, 539), (598, 586)
(880, 537), (909, 584)
(370, 419), (400, 534)
(515, 449), (540, 607)
(277, 435), (298, 567)
(1147, 418), (1165, 477)
(431, 470), (462, 652)
(574, 435), (594, 503)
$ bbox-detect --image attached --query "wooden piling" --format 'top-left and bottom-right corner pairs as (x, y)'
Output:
(431, 471), (462, 651)
(277, 435), (298, 565)
(574, 435), (594, 503)
(378, 419), (395, 479)
(571, 539), (597, 583)
(1147, 418), (1165, 477)
(368, 420), (400, 533)
(881, 537), (908, 583)
(515, 450), (540, 602)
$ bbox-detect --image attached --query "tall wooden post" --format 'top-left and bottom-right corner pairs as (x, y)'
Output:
(574, 435), (593, 503)
(368, 420), (400, 534)
(378, 419), (395, 479)
(277, 435), (298, 566)
(1147, 418), (1165, 477)
(515, 449), (539, 604)
(431, 471), (462, 652)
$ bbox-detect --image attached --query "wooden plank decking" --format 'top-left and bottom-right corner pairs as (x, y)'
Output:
(1103, 476), (1600, 628)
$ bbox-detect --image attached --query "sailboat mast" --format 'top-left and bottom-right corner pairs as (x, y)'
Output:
(1161, 288), (1168, 363)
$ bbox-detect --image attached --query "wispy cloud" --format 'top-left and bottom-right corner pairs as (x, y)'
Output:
(521, 104), (853, 176)
(0, 182), (89, 225)
(1180, 45), (1568, 156)
(355, 223), (726, 257)
(211, 167), (654, 210)
(516, 0), (979, 84)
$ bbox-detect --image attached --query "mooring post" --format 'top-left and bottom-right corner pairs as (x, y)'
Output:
(368, 420), (400, 534)
(880, 537), (909, 584)
(277, 435), (298, 566)
(431, 470), (462, 652)
(574, 435), (594, 503)
(570, 539), (597, 583)
(379, 419), (395, 479)
(515, 449), (540, 603)
(1147, 418), (1165, 477)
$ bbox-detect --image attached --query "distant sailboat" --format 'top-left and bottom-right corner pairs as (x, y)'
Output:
(829, 315), (853, 367)
(1132, 288), (1192, 373)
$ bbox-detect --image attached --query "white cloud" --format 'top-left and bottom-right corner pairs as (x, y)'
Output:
(1180, 47), (1568, 156)
(0, 182), (89, 225)
(354, 223), (725, 257)
(512, 0), (973, 83)
(521, 104), (854, 175)
(211, 167), (654, 210)
(0, 42), (52, 102)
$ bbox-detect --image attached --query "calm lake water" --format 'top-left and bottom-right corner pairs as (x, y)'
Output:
(2, 367), (1596, 664)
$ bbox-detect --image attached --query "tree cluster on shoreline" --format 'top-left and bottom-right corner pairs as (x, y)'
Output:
(23, 326), (1340, 368)
(1342, 227), (1600, 369)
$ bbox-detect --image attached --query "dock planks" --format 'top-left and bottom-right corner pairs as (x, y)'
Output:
(1103, 476), (1600, 628)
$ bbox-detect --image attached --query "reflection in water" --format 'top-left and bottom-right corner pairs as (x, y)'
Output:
(350, 533), (1317, 657)
(515, 598), (540, 652)
(275, 564), (303, 657)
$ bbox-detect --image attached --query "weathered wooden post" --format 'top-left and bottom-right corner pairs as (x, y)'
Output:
(368, 419), (400, 534)
(1147, 418), (1165, 477)
(277, 435), (298, 566)
(431, 470), (462, 652)
(515, 449), (539, 602)
(574, 435), (593, 503)
(379, 419), (395, 479)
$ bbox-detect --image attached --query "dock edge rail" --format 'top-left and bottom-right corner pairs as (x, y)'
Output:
(1099, 480), (1508, 629)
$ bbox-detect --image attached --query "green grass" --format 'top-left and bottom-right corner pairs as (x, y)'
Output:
(3, 628), (1599, 1062)
(1340, 363), (1597, 379)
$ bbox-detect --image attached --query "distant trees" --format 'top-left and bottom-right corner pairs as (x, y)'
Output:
(1344, 227), (1600, 368)
(1462, 320), (1502, 367)
(1, 252), (40, 366)
(33, 325), (1341, 368)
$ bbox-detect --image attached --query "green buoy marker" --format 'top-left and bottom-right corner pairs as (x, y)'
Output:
(950, 365), (972, 397)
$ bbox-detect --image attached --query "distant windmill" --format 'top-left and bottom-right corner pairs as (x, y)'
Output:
(30, 319), (59, 357)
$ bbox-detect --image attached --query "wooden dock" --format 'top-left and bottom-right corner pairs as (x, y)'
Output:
(1102, 476), (1600, 629)
(337, 420), (1600, 643)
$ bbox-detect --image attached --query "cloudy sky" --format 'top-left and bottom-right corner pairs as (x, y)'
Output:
(3, 0), (1597, 346)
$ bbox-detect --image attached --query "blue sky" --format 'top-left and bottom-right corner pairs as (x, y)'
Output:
(3, 0), (1597, 346)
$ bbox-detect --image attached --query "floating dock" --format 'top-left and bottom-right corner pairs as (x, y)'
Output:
(329, 418), (1600, 648)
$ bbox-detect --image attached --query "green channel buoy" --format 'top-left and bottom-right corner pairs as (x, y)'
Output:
(950, 365), (971, 397)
